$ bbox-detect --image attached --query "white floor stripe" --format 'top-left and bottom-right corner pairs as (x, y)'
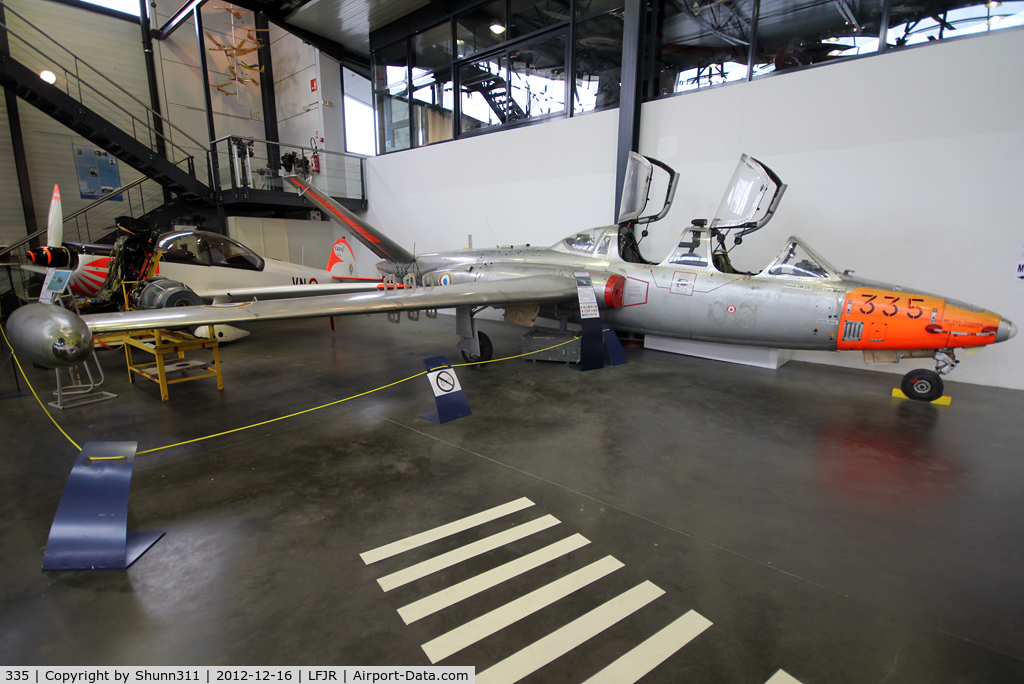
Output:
(421, 555), (624, 664)
(474, 581), (665, 684)
(360, 497), (534, 565)
(580, 609), (713, 684)
(765, 670), (804, 684)
(377, 514), (560, 592)
(398, 533), (591, 624)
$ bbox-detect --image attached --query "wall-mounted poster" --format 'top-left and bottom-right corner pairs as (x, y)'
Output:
(73, 144), (122, 200)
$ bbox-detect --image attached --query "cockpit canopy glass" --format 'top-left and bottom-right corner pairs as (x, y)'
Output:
(664, 228), (710, 269)
(710, 154), (786, 231)
(562, 232), (596, 253)
(554, 226), (623, 259)
(763, 239), (837, 279)
(616, 152), (653, 224)
(157, 231), (265, 271)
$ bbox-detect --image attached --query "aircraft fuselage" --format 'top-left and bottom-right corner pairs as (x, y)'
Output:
(404, 227), (1013, 354)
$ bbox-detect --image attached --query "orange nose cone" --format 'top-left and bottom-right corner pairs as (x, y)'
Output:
(940, 303), (1002, 349)
(838, 287), (1010, 351)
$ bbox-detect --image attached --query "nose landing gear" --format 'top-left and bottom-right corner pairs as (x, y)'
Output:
(900, 349), (957, 402)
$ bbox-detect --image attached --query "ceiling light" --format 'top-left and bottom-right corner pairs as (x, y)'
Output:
(489, 23), (505, 34)
(986, 1), (1001, 7)
(39, 70), (56, 84)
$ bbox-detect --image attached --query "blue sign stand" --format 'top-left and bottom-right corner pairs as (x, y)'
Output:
(419, 356), (472, 424)
(579, 318), (606, 371)
(579, 320), (630, 371)
(42, 442), (164, 571)
(602, 326), (628, 366)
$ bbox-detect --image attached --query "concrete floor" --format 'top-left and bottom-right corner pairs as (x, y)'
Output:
(1, 314), (1023, 682)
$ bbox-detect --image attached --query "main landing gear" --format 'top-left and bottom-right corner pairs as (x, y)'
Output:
(461, 331), (492, 365)
(900, 349), (957, 402)
(456, 306), (494, 365)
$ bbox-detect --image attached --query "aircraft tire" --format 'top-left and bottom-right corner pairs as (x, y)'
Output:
(901, 369), (944, 402)
(461, 331), (493, 365)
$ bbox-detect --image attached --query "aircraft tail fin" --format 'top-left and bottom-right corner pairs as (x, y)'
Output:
(327, 237), (359, 278)
(285, 175), (415, 264)
(46, 185), (62, 248)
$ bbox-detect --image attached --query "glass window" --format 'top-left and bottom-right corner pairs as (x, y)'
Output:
(373, 40), (408, 92)
(201, 235), (264, 270)
(765, 241), (832, 278)
(666, 229), (710, 268)
(413, 23), (452, 72)
(509, 33), (567, 118)
(412, 70), (455, 146)
(752, 0), (885, 79)
(595, 231), (615, 256)
(574, 11), (624, 113)
(158, 233), (205, 265)
(377, 90), (411, 152)
(457, 0), (507, 58)
(563, 233), (596, 252)
(654, 0), (755, 95)
(459, 54), (508, 132)
(577, 0), (623, 19)
(344, 68), (376, 156)
(510, 0), (571, 38)
(886, 0), (1024, 48)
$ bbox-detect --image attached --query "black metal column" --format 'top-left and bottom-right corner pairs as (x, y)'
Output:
(140, 0), (171, 203)
(195, 6), (225, 231)
(614, 0), (645, 223)
(746, 0), (761, 80)
(0, 4), (38, 243)
(256, 12), (281, 189)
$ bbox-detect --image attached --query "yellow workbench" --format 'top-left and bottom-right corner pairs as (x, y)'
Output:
(106, 327), (223, 401)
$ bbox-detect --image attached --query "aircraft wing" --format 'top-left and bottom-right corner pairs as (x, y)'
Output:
(197, 281), (390, 303)
(81, 274), (579, 334)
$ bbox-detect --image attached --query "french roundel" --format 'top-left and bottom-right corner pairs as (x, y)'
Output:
(726, 305), (737, 314)
(438, 272), (453, 286)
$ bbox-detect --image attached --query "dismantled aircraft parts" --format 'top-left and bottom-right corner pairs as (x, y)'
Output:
(131, 278), (203, 310)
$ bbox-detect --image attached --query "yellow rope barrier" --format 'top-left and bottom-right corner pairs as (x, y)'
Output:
(0, 322), (83, 451)
(3, 317), (579, 456)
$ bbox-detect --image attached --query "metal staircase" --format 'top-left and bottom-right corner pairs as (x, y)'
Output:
(0, 1), (210, 200)
(461, 67), (527, 123)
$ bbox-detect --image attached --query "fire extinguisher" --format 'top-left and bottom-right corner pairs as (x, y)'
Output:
(310, 137), (320, 173)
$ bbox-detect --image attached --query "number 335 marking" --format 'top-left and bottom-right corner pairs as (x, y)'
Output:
(858, 295), (925, 319)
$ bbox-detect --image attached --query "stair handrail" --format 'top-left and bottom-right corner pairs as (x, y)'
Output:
(0, 1), (208, 154)
(0, 175), (155, 259)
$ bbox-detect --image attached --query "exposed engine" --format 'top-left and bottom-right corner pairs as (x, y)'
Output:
(130, 278), (203, 310)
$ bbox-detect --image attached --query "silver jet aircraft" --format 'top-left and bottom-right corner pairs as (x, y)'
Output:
(7, 154), (1016, 401)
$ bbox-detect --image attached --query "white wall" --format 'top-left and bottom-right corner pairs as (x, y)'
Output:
(364, 110), (620, 254)
(3, 0), (151, 242)
(362, 29), (1024, 390)
(228, 215), (370, 277)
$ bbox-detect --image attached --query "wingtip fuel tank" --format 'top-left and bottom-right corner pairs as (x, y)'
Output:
(6, 303), (94, 368)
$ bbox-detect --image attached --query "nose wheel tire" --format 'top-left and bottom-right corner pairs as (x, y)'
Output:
(901, 369), (944, 402)
(460, 331), (493, 365)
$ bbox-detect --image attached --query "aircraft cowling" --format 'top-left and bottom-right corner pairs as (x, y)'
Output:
(26, 245), (72, 268)
(6, 303), (94, 368)
(133, 279), (203, 309)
